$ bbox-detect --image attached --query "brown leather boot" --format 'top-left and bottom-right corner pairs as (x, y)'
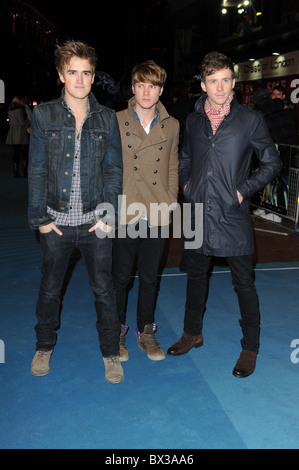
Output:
(233, 350), (257, 378)
(167, 332), (203, 356)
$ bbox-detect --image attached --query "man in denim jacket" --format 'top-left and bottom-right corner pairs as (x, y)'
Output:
(28, 40), (124, 384)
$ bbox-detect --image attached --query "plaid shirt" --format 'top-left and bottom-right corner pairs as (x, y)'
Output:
(47, 102), (94, 226)
(205, 91), (234, 135)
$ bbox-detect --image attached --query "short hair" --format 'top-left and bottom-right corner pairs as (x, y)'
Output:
(54, 40), (97, 74)
(273, 85), (286, 94)
(200, 51), (234, 82)
(131, 60), (167, 87)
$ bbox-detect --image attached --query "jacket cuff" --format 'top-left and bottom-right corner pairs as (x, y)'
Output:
(28, 215), (55, 230)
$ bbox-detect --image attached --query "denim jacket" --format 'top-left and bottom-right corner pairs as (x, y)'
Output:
(28, 89), (123, 229)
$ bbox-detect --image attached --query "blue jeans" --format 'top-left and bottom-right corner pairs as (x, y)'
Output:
(182, 250), (260, 353)
(35, 222), (120, 357)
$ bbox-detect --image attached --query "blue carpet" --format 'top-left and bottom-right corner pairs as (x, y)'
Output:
(1, 248), (299, 448)
(1, 168), (299, 449)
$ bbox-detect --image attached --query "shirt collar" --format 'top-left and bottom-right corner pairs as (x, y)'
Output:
(131, 105), (160, 131)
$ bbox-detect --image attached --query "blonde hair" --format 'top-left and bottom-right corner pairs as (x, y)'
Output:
(54, 40), (97, 74)
(131, 60), (167, 87)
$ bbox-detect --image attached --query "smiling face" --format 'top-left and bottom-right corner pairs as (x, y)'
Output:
(201, 67), (235, 111)
(58, 56), (95, 104)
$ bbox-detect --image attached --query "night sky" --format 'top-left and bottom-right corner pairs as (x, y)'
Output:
(28, 1), (136, 80)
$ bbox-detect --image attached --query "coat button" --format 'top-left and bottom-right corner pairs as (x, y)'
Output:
(153, 170), (157, 173)
(133, 155), (137, 159)
(68, 135), (71, 139)
(63, 188), (66, 192)
(159, 146), (163, 150)
(153, 181), (157, 185)
(126, 132), (130, 136)
(65, 171), (68, 175)
(133, 167), (137, 171)
(156, 158), (160, 162)
(125, 122), (129, 126)
(66, 153), (70, 157)
(128, 144), (132, 148)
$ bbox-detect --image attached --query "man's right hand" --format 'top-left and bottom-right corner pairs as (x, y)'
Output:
(39, 223), (63, 236)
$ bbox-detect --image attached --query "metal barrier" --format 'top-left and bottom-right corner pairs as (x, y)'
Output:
(251, 143), (299, 236)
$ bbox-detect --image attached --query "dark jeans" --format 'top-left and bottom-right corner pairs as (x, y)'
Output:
(112, 220), (166, 332)
(35, 222), (120, 357)
(182, 249), (260, 353)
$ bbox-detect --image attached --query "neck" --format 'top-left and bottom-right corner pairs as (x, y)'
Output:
(64, 91), (89, 115)
(134, 103), (157, 127)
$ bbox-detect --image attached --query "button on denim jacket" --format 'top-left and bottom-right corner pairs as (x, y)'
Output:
(28, 89), (123, 229)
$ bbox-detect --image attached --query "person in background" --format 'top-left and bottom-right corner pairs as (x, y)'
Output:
(114, 60), (179, 363)
(167, 51), (282, 378)
(28, 40), (124, 384)
(6, 96), (29, 177)
(253, 86), (298, 145)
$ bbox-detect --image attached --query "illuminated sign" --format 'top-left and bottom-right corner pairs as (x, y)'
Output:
(234, 51), (299, 82)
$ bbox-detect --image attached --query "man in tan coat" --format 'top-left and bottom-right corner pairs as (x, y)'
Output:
(113, 60), (179, 362)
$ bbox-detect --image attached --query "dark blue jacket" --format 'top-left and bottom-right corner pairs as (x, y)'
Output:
(180, 93), (282, 256)
(28, 90), (123, 229)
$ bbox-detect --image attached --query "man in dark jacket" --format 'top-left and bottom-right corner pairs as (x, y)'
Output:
(167, 52), (282, 378)
(28, 40), (124, 384)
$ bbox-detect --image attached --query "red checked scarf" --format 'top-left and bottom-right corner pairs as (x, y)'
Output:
(205, 91), (234, 134)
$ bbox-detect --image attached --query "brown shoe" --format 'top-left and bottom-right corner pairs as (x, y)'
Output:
(103, 356), (124, 384)
(31, 349), (53, 376)
(136, 324), (165, 361)
(167, 332), (203, 356)
(233, 350), (257, 378)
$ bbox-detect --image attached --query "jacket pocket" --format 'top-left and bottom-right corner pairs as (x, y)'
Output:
(231, 186), (242, 209)
(89, 131), (108, 159)
(45, 130), (64, 157)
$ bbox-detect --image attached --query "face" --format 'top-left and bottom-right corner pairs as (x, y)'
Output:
(132, 82), (163, 111)
(201, 68), (235, 111)
(58, 57), (95, 103)
(271, 89), (285, 100)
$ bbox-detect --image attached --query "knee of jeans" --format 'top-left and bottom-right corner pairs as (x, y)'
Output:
(113, 273), (132, 289)
(38, 288), (61, 303)
(92, 279), (116, 297)
(138, 278), (157, 290)
(233, 279), (256, 294)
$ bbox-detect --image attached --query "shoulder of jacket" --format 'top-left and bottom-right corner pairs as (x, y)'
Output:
(117, 107), (129, 116)
(97, 103), (115, 116)
(116, 108), (130, 124)
(164, 114), (179, 125)
(235, 103), (261, 122)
